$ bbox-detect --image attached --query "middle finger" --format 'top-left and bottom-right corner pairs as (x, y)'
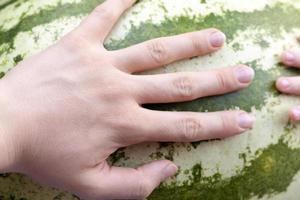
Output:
(133, 65), (254, 104)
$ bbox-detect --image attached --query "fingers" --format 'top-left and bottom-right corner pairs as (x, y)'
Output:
(278, 38), (300, 122)
(112, 29), (226, 73)
(275, 77), (300, 122)
(77, 0), (135, 42)
(139, 110), (254, 142)
(134, 65), (254, 104)
(78, 160), (177, 200)
(280, 49), (300, 68)
(276, 77), (300, 95)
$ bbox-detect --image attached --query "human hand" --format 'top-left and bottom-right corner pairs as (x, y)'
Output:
(276, 38), (300, 122)
(0, 0), (255, 199)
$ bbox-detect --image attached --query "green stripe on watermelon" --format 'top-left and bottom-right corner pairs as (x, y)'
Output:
(0, 0), (18, 11)
(149, 137), (300, 200)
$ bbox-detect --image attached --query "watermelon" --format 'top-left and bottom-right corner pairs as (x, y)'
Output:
(1, 0), (300, 199)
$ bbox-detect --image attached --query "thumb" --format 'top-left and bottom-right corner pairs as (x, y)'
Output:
(76, 160), (178, 200)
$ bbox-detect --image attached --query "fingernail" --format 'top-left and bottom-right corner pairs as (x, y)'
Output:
(235, 66), (255, 83)
(163, 163), (178, 179)
(291, 108), (300, 121)
(210, 32), (226, 47)
(278, 78), (291, 90)
(238, 113), (255, 129)
(283, 51), (295, 63)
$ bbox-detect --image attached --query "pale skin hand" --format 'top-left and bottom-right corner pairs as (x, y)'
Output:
(277, 37), (300, 121)
(0, 0), (255, 199)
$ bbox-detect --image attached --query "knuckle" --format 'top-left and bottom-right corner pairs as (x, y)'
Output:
(119, 119), (136, 133)
(173, 75), (195, 100)
(105, 110), (142, 145)
(191, 35), (205, 52)
(60, 32), (90, 52)
(147, 39), (168, 65)
(179, 117), (203, 141)
(215, 71), (231, 91)
(220, 113), (235, 133)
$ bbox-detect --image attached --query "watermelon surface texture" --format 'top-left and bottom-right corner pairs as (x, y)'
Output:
(2, 0), (300, 199)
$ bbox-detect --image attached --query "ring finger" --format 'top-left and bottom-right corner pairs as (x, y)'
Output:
(137, 109), (254, 142)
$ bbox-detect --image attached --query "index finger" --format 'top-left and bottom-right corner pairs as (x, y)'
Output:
(77, 0), (135, 42)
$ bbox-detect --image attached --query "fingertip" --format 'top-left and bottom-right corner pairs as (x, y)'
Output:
(276, 77), (291, 92)
(162, 162), (178, 180)
(238, 112), (255, 130)
(281, 51), (295, 66)
(209, 30), (226, 48)
(234, 65), (255, 84)
(289, 108), (300, 122)
(143, 160), (177, 179)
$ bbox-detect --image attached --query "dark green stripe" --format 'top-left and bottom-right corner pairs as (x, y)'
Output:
(106, 3), (300, 50)
(0, 0), (17, 11)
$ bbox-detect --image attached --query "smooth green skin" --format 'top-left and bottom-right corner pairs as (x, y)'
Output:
(1, 1), (300, 200)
